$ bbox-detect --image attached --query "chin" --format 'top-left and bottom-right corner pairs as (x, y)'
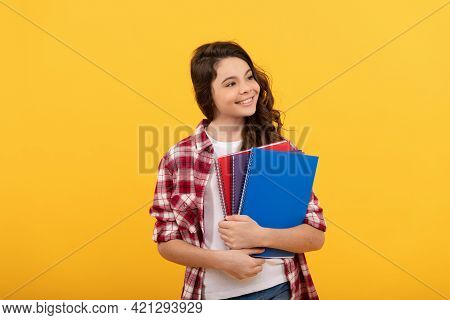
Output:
(234, 108), (255, 118)
(230, 102), (257, 117)
(243, 108), (257, 117)
(245, 105), (257, 115)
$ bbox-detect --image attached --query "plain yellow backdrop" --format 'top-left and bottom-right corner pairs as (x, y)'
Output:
(1, 0), (449, 299)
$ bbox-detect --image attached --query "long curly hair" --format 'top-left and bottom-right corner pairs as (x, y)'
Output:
(190, 41), (286, 150)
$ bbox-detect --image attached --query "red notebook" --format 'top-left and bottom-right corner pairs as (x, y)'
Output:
(215, 140), (293, 216)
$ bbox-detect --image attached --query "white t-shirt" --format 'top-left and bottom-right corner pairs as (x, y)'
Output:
(202, 130), (287, 300)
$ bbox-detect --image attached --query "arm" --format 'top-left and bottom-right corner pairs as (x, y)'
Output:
(260, 224), (324, 253)
(219, 216), (324, 253)
(150, 153), (265, 279)
(219, 191), (327, 253)
(157, 239), (222, 269)
(158, 240), (266, 280)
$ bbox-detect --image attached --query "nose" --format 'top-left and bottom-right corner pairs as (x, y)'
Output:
(239, 82), (252, 94)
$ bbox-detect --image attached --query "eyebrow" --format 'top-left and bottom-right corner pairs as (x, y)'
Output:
(221, 68), (252, 84)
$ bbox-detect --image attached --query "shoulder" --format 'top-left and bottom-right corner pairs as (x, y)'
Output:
(159, 133), (197, 172)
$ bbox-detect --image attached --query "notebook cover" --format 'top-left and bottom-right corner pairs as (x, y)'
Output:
(240, 148), (319, 258)
(231, 153), (250, 215)
(217, 156), (232, 216)
(214, 158), (228, 218)
(231, 140), (293, 215)
(217, 140), (292, 216)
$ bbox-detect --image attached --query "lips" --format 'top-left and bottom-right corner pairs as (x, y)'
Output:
(236, 95), (255, 105)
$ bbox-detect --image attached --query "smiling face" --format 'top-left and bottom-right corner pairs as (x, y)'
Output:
(210, 57), (260, 122)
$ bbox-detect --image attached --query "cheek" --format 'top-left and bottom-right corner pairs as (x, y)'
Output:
(219, 92), (240, 111)
(213, 90), (236, 112)
(253, 82), (261, 96)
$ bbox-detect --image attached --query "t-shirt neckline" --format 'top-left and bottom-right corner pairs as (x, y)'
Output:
(205, 130), (242, 144)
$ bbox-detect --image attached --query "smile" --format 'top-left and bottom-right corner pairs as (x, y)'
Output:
(236, 95), (255, 105)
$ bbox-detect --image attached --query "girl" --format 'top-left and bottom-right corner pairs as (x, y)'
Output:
(149, 41), (327, 300)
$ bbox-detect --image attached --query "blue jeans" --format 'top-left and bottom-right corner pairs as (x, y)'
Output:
(222, 281), (291, 300)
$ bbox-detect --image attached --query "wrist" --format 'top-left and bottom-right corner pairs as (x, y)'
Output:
(209, 249), (227, 270)
(260, 227), (271, 247)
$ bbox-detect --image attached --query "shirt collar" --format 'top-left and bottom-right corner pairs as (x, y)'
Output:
(194, 118), (213, 153)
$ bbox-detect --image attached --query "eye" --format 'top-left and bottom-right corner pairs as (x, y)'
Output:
(225, 75), (254, 87)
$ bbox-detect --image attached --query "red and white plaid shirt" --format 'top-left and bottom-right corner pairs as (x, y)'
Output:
(149, 119), (327, 300)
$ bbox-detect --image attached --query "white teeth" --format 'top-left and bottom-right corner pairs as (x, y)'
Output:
(238, 96), (253, 104)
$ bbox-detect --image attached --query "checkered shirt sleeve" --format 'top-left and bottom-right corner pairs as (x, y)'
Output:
(149, 153), (183, 243)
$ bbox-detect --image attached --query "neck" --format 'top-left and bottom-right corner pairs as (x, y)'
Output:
(206, 116), (244, 142)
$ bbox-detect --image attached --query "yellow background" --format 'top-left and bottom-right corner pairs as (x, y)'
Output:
(1, 0), (449, 299)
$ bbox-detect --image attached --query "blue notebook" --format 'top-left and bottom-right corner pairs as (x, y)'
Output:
(238, 148), (319, 258)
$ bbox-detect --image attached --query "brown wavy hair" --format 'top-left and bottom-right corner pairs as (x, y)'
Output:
(190, 41), (286, 150)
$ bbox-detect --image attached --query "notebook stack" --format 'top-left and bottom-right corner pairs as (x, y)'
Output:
(214, 140), (319, 258)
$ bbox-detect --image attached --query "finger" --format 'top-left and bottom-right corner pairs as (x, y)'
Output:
(255, 259), (266, 266)
(218, 221), (233, 229)
(223, 238), (236, 249)
(225, 214), (249, 221)
(221, 235), (233, 246)
(218, 227), (230, 236)
(218, 221), (227, 228)
(243, 248), (265, 255)
(251, 265), (263, 273)
(252, 248), (265, 254)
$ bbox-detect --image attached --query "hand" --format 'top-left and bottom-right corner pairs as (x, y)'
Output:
(217, 248), (266, 280)
(218, 215), (266, 249)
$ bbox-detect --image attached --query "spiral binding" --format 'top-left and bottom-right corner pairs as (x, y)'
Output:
(214, 158), (228, 218)
(231, 155), (236, 215)
(237, 148), (255, 214)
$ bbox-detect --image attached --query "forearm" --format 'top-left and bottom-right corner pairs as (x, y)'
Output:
(260, 224), (325, 253)
(157, 239), (223, 269)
